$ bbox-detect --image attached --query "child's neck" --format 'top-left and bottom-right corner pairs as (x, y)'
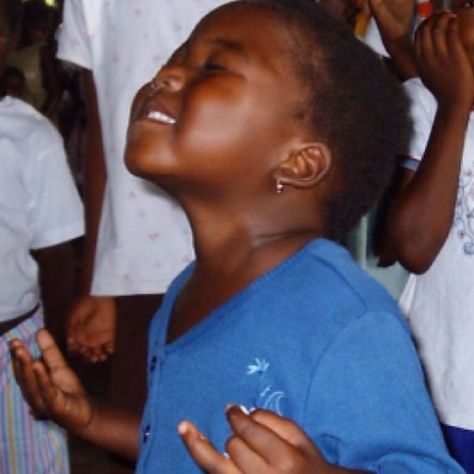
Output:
(187, 202), (322, 274)
(165, 201), (323, 344)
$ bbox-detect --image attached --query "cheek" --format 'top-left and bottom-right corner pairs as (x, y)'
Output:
(176, 85), (284, 161)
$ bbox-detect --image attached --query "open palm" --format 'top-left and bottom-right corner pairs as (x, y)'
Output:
(11, 329), (94, 435)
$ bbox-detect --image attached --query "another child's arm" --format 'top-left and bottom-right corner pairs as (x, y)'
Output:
(66, 70), (116, 364)
(368, 0), (417, 79)
(32, 240), (78, 343)
(180, 406), (371, 474)
(379, 12), (474, 272)
(10, 329), (140, 459)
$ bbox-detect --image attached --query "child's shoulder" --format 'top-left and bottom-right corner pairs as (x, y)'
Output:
(0, 97), (62, 154)
(303, 239), (401, 317)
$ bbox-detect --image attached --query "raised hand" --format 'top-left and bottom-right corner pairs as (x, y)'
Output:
(368, 0), (416, 42)
(415, 11), (474, 109)
(180, 406), (367, 473)
(10, 329), (94, 435)
(66, 295), (117, 363)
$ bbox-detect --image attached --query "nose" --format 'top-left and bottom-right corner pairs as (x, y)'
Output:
(149, 63), (187, 94)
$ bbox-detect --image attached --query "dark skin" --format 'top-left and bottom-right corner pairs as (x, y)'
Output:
(11, 3), (371, 473)
(32, 242), (79, 345)
(126, 5), (332, 342)
(65, 70), (116, 363)
(378, 8), (474, 272)
(367, 0), (418, 80)
(180, 406), (360, 474)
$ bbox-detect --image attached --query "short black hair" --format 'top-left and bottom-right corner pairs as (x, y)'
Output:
(1, 0), (23, 35)
(248, 0), (411, 241)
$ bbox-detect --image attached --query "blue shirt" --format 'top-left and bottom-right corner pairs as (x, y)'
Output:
(137, 239), (463, 473)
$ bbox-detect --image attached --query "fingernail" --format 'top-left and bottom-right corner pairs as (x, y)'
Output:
(226, 403), (249, 416)
(223, 452), (230, 459)
(177, 421), (188, 435)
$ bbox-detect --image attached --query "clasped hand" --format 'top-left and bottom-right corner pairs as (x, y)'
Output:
(179, 405), (349, 474)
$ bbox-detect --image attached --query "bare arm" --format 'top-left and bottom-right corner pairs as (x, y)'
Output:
(379, 12), (474, 273)
(32, 240), (78, 344)
(80, 69), (106, 295)
(10, 330), (140, 460)
(66, 70), (117, 363)
(368, 0), (418, 79)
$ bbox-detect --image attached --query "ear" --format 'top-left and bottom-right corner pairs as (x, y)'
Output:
(273, 143), (332, 190)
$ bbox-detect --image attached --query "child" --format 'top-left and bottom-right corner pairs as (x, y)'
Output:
(0, 0), (84, 472)
(377, 4), (474, 473)
(10, 1), (463, 472)
(56, 7), (225, 471)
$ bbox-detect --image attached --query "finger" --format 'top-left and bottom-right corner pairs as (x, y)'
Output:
(10, 344), (48, 414)
(446, 15), (466, 59)
(249, 409), (327, 466)
(249, 409), (310, 446)
(226, 406), (299, 467)
(430, 12), (455, 59)
(104, 340), (115, 354)
(225, 435), (270, 473)
(78, 347), (103, 364)
(36, 329), (69, 373)
(179, 421), (242, 474)
(32, 361), (61, 412)
(415, 16), (435, 61)
(76, 330), (112, 352)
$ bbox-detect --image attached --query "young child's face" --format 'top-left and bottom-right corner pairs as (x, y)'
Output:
(126, 2), (311, 196)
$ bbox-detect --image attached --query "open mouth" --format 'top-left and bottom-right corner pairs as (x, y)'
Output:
(146, 110), (176, 125)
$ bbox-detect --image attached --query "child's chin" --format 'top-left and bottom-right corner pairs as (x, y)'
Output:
(124, 150), (149, 178)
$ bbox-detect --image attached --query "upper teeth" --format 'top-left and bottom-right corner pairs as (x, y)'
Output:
(147, 110), (176, 124)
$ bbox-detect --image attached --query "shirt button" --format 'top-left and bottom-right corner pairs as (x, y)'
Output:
(150, 356), (157, 372)
(143, 424), (151, 443)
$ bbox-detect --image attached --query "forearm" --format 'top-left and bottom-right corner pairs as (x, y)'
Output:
(33, 241), (78, 341)
(388, 103), (470, 272)
(384, 37), (417, 80)
(80, 403), (141, 460)
(80, 70), (106, 294)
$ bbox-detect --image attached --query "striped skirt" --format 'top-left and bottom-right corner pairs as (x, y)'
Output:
(0, 307), (69, 473)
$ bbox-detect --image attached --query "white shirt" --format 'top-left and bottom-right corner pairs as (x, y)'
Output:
(0, 97), (84, 321)
(400, 78), (474, 430)
(57, 0), (226, 295)
(363, 17), (388, 57)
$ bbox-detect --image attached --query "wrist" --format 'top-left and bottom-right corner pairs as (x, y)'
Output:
(436, 99), (472, 121)
(73, 399), (97, 438)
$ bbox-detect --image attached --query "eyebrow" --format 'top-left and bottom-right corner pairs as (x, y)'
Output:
(206, 38), (249, 61)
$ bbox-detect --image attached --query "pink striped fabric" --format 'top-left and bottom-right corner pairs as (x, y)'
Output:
(0, 307), (69, 473)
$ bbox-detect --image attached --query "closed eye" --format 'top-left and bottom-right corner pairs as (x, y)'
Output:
(203, 60), (227, 71)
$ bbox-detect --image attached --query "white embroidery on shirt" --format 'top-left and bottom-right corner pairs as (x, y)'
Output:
(454, 170), (474, 255)
(246, 358), (269, 375)
(245, 358), (286, 415)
